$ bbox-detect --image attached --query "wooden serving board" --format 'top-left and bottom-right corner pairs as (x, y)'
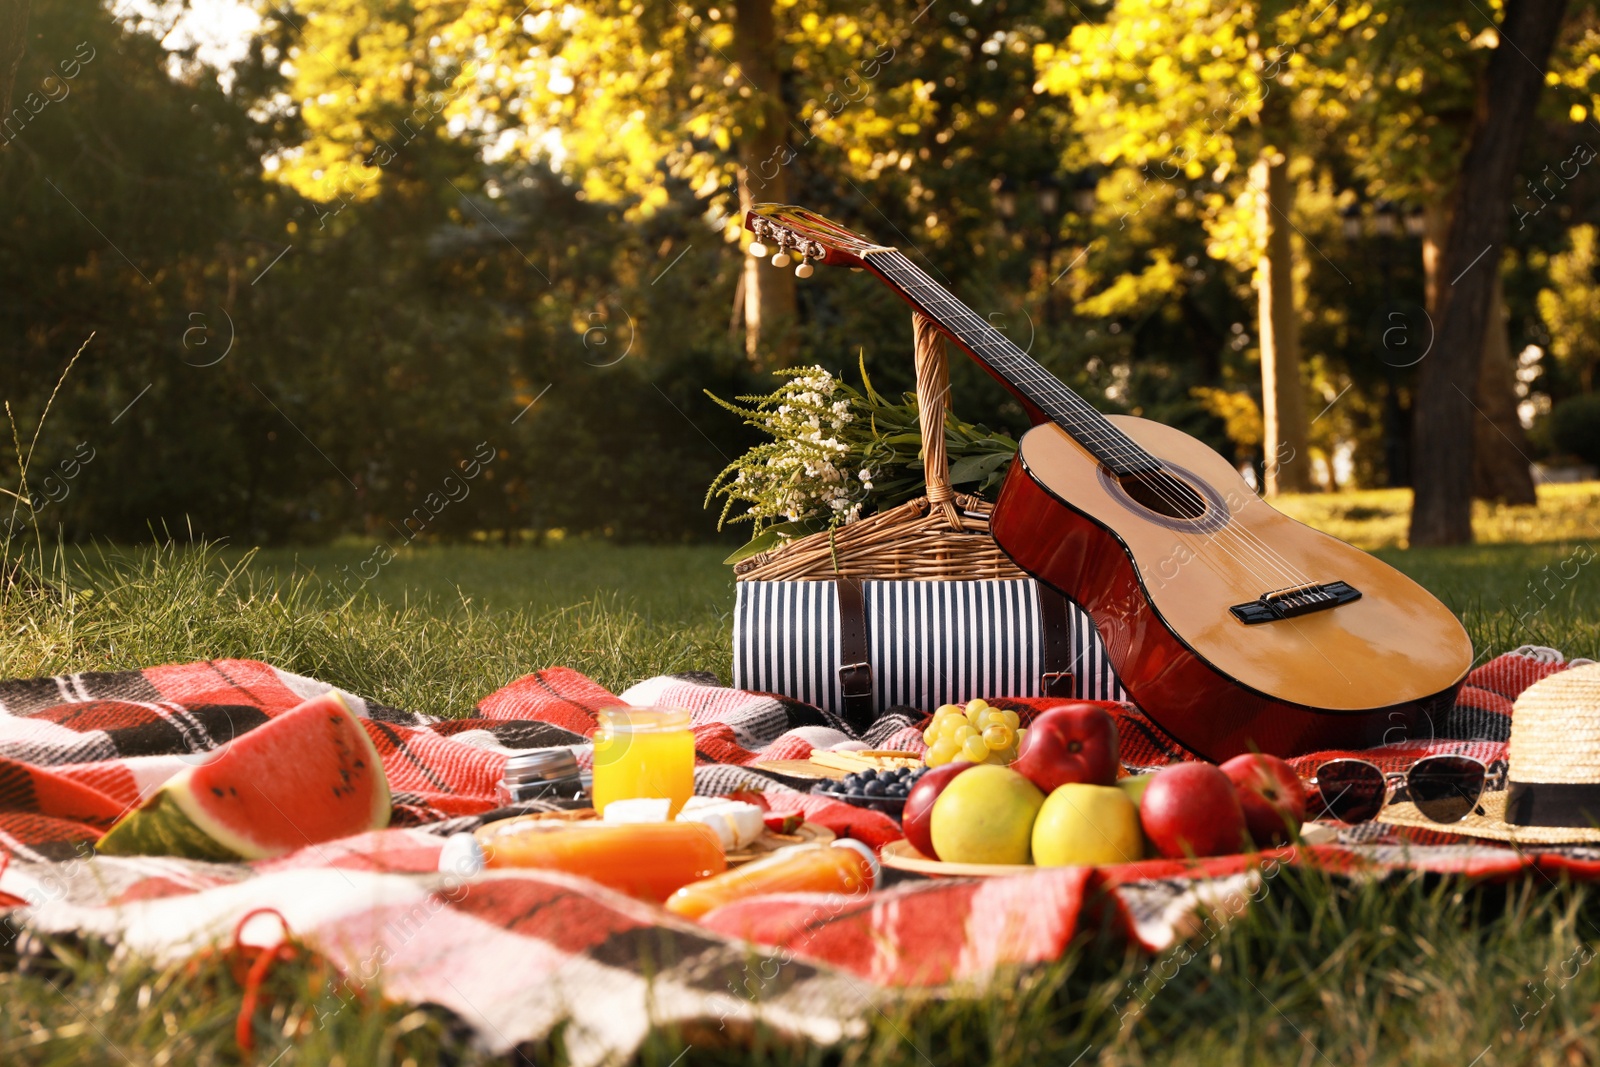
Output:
(754, 749), (923, 781)
(750, 759), (849, 781)
(879, 838), (1035, 877)
(882, 835), (1329, 875)
(473, 808), (834, 865)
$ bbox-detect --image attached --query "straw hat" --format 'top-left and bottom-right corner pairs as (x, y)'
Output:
(1382, 662), (1600, 845)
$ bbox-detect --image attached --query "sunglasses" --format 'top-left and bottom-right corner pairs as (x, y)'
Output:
(1309, 755), (1489, 825)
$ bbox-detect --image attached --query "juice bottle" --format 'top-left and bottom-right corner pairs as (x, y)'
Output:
(665, 840), (879, 920)
(591, 707), (696, 817)
(480, 820), (725, 902)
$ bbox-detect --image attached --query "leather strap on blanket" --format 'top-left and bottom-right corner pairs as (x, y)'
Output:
(1038, 584), (1077, 698)
(834, 579), (1081, 728)
(836, 577), (874, 733)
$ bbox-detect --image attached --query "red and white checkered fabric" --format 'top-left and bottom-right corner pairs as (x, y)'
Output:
(0, 649), (1594, 1063)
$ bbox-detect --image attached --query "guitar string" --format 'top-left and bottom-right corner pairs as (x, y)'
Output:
(868, 253), (1297, 543)
(883, 256), (1327, 608)
(867, 257), (1310, 601)
(870, 251), (1325, 603)
(865, 252), (1298, 586)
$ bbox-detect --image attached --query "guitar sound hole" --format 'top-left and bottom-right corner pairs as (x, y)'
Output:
(1118, 469), (1208, 520)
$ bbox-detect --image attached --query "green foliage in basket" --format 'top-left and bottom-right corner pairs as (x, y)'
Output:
(704, 359), (1017, 562)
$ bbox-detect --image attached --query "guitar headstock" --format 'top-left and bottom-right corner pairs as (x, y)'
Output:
(744, 204), (890, 277)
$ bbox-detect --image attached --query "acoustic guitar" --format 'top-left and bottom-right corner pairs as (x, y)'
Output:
(745, 203), (1472, 760)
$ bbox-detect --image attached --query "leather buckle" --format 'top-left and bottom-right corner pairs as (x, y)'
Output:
(837, 661), (874, 696)
(1040, 670), (1075, 698)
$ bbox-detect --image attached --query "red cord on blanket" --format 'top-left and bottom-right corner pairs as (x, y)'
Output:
(228, 907), (297, 1057)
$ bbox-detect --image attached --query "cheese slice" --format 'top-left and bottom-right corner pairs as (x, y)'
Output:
(676, 796), (765, 849)
(601, 797), (674, 823)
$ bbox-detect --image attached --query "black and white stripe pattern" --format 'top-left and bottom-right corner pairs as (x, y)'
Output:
(733, 579), (1125, 716)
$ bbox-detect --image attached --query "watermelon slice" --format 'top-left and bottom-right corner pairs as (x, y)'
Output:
(97, 692), (390, 861)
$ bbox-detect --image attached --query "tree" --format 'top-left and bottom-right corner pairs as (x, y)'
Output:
(1326, 1), (1537, 504)
(1538, 224), (1600, 393)
(266, 0), (810, 365)
(1037, 0), (1330, 494)
(269, 1), (1087, 372)
(1410, 0), (1569, 546)
(732, 0), (796, 363)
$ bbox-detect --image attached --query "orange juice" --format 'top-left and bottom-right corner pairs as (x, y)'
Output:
(591, 707), (696, 817)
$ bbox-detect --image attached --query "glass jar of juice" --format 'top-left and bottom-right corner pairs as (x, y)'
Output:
(591, 707), (696, 817)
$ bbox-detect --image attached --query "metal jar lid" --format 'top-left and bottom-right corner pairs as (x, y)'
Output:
(502, 749), (581, 784)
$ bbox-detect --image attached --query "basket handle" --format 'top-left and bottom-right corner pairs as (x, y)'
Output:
(912, 311), (963, 527)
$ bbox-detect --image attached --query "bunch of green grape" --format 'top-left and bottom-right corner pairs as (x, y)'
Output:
(922, 699), (1026, 767)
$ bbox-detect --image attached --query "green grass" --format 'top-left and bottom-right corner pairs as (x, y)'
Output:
(0, 487), (1597, 1065)
(1276, 480), (1600, 550)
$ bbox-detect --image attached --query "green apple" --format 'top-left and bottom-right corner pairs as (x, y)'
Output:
(1032, 783), (1144, 867)
(929, 764), (1045, 865)
(1116, 773), (1160, 859)
(1117, 772), (1158, 807)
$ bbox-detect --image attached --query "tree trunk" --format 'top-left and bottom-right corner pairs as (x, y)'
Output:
(1471, 274), (1539, 503)
(0, 0), (30, 119)
(1254, 148), (1311, 495)
(1422, 198), (1449, 317)
(1409, 0), (1567, 546)
(1421, 197), (1536, 504)
(733, 0), (796, 367)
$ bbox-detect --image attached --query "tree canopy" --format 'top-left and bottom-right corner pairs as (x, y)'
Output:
(4, 0), (1600, 547)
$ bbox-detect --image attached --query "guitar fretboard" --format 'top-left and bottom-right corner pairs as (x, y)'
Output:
(865, 250), (1159, 477)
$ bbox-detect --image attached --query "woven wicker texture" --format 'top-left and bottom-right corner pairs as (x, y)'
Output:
(1381, 663), (1600, 844)
(735, 311), (1023, 583)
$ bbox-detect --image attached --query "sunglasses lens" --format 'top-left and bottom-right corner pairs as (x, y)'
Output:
(1408, 756), (1485, 824)
(1314, 760), (1387, 823)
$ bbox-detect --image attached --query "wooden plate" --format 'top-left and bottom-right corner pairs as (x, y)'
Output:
(879, 838), (1036, 877)
(729, 820), (833, 864)
(473, 808), (834, 866)
(750, 759), (847, 781)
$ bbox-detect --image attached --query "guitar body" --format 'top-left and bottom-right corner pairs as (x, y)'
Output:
(990, 418), (1472, 759)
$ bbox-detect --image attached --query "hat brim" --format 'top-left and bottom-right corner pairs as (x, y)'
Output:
(1379, 790), (1600, 845)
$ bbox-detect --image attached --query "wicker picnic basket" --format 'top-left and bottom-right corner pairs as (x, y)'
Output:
(731, 313), (1125, 728)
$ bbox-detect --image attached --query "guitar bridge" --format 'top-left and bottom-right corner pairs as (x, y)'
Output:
(1230, 581), (1362, 625)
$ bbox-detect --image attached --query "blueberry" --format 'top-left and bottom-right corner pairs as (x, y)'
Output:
(858, 769), (878, 781)
(863, 780), (888, 797)
(889, 783), (909, 797)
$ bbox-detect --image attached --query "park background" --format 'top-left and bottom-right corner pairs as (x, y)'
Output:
(5, 0), (1600, 556)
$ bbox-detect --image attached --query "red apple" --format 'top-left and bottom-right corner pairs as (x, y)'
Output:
(1010, 702), (1121, 792)
(1139, 762), (1248, 858)
(1220, 753), (1307, 848)
(902, 762), (977, 859)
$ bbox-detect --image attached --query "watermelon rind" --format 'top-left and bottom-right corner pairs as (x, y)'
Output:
(95, 691), (391, 861)
(95, 788), (246, 862)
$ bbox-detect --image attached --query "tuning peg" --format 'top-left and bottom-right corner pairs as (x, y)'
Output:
(795, 260), (814, 279)
(771, 250), (792, 268)
(748, 241), (769, 258)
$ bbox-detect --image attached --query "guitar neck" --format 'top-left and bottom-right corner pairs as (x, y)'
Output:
(863, 249), (1157, 477)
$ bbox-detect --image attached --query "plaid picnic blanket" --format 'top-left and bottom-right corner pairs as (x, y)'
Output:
(0, 647), (1595, 1064)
